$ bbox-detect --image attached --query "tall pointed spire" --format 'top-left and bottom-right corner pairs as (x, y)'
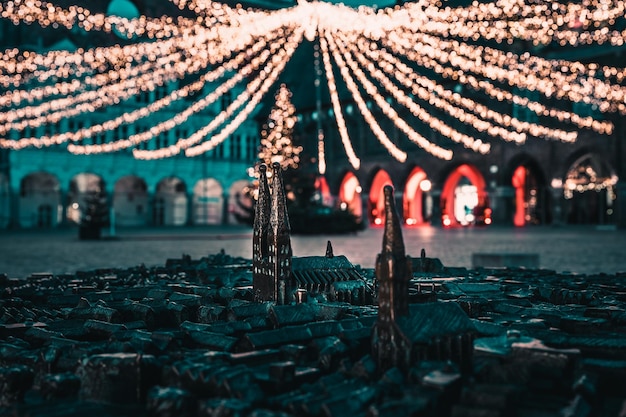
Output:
(268, 162), (293, 304)
(270, 162), (291, 236)
(252, 164), (272, 301)
(381, 185), (405, 258)
(253, 164), (271, 257)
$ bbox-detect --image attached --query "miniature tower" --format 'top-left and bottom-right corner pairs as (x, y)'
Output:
(372, 185), (412, 370)
(268, 162), (293, 305)
(252, 164), (272, 301)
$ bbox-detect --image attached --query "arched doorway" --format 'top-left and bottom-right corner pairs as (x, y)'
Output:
(228, 179), (254, 225)
(193, 178), (223, 225)
(511, 165), (542, 226)
(19, 172), (61, 228)
(563, 154), (617, 224)
(338, 172), (363, 221)
(0, 173), (9, 229)
(403, 167), (432, 226)
(369, 170), (393, 226)
(113, 176), (148, 226)
(67, 173), (106, 224)
(441, 164), (490, 227)
(154, 177), (187, 226)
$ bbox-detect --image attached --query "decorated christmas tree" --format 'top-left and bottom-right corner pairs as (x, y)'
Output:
(235, 84), (362, 234)
(258, 83), (302, 172)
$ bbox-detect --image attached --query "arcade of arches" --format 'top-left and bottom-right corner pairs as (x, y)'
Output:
(1, 151), (620, 229)
(335, 153), (619, 228)
(5, 172), (254, 228)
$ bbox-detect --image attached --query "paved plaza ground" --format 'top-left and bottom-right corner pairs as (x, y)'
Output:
(0, 224), (624, 278)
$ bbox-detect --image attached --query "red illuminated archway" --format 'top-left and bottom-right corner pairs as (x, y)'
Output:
(512, 166), (526, 227)
(441, 164), (489, 227)
(338, 172), (363, 220)
(314, 176), (332, 207)
(369, 170), (393, 226)
(403, 167), (430, 226)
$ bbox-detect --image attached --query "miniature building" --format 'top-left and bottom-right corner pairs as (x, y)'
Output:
(371, 185), (413, 370)
(372, 185), (475, 372)
(253, 165), (370, 305)
(291, 241), (371, 305)
(252, 163), (294, 305)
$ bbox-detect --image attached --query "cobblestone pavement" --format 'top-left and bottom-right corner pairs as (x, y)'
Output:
(0, 224), (625, 278)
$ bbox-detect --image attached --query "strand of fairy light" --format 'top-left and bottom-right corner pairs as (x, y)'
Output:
(1, 46), (193, 130)
(382, 34), (620, 131)
(0, 24), (203, 89)
(0, 22), (230, 102)
(318, 35), (360, 170)
(67, 33), (288, 156)
(0, 0), (200, 39)
(183, 28), (304, 158)
(131, 27), (300, 159)
(393, 29), (626, 114)
(329, 32), (458, 159)
(0, 29), (280, 132)
(322, 31), (407, 163)
(341, 34), (496, 152)
(380, 34), (613, 135)
(2, 34), (280, 151)
(357, 37), (577, 143)
(338, 32), (475, 156)
(399, 0), (626, 47)
(0, 5), (286, 88)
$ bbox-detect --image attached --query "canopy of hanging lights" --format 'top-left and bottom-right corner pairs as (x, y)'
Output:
(0, 0), (623, 174)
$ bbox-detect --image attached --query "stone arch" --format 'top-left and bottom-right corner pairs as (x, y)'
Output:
(113, 175), (148, 226)
(440, 164), (489, 227)
(506, 155), (548, 226)
(19, 172), (61, 228)
(368, 169), (394, 226)
(67, 173), (106, 224)
(193, 178), (224, 225)
(154, 177), (188, 226)
(338, 171), (363, 221)
(228, 179), (254, 225)
(562, 152), (617, 224)
(403, 166), (431, 226)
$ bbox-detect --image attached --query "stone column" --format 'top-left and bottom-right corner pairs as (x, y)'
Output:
(430, 189), (442, 227)
(9, 185), (19, 229)
(550, 186), (565, 226)
(186, 192), (195, 226)
(615, 181), (626, 228)
(492, 186), (514, 226)
(222, 192), (230, 225)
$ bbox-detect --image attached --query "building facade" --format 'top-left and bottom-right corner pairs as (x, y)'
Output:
(0, 3), (260, 230)
(295, 88), (626, 229)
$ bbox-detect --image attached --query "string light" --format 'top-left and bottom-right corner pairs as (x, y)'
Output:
(318, 36), (360, 170)
(381, 33), (615, 134)
(330, 33), (458, 158)
(184, 28), (304, 157)
(357, 37), (576, 143)
(322, 30), (407, 163)
(3, 33), (285, 150)
(0, 0), (620, 170)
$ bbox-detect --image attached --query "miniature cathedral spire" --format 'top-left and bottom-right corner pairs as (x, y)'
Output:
(253, 164), (272, 301)
(325, 240), (334, 258)
(372, 185), (413, 371)
(382, 185), (406, 260)
(268, 162), (293, 304)
(253, 164), (271, 260)
(269, 162), (291, 238)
